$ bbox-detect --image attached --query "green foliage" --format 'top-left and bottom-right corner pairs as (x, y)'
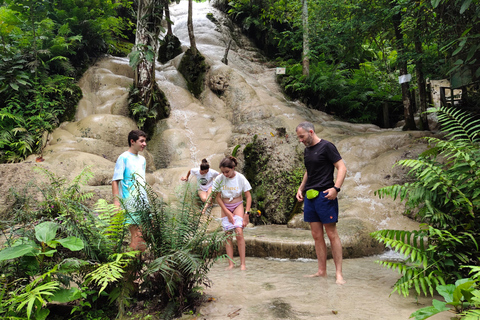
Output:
(410, 271), (480, 320)
(94, 199), (128, 254)
(0, 0), (132, 164)
(2, 166), (229, 318)
(127, 84), (171, 138)
(279, 58), (401, 123)
(372, 106), (480, 300)
(128, 180), (229, 318)
(0, 222), (87, 319)
(221, 0), (480, 124)
(85, 251), (138, 296)
(0, 167), (133, 318)
(371, 228), (448, 297)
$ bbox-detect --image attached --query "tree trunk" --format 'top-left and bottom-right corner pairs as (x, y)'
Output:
(165, 1), (172, 35)
(301, 0), (309, 76)
(135, 0), (163, 107)
(415, 37), (429, 130)
(391, 4), (416, 130)
(188, 0), (197, 56)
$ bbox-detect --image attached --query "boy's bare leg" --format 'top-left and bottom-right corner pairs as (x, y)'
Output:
(129, 225), (146, 252)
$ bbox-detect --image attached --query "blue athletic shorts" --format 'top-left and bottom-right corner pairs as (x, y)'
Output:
(303, 191), (338, 224)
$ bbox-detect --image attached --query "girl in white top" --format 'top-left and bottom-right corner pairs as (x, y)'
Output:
(212, 156), (252, 270)
(181, 159), (219, 209)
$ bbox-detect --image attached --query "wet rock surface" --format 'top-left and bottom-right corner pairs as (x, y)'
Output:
(198, 256), (452, 320)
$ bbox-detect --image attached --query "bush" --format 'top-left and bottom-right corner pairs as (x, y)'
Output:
(372, 106), (480, 300)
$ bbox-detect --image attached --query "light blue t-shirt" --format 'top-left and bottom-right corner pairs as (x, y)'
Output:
(112, 151), (147, 214)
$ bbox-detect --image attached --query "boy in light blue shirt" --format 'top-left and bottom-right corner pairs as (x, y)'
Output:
(112, 129), (147, 251)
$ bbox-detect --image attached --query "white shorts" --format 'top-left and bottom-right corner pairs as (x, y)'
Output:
(221, 215), (243, 231)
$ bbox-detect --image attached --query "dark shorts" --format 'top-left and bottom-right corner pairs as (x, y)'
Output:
(304, 191), (338, 224)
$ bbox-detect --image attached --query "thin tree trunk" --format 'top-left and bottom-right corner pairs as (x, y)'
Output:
(391, 4), (416, 130)
(302, 0), (309, 76)
(135, 0), (154, 102)
(165, 1), (172, 35)
(188, 0), (197, 56)
(415, 38), (429, 130)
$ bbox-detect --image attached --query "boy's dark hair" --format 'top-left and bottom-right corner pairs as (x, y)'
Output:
(200, 158), (210, 171)
(128, 129), (147, 146)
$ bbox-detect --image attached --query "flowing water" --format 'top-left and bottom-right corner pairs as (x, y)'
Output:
(24, 1), (454, 318)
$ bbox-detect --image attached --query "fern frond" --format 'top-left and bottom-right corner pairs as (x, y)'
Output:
(85, 252), (138, 295)
(371, 229), (428, 266)
(436, 105), (480, 143)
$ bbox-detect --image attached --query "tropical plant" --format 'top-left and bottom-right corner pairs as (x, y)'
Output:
(0, 168), (133, 318)
(0, 221), (86, 319)
(372, 105), (480, 299)
(127, 179), (230, 319)
(0, 0), (132, 164)
(33, 166), (115, 261)
(410, 266), (480, 320)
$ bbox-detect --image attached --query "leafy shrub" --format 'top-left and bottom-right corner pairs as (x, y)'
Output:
(278, 58), (402, 124)
(128, 181), (229, 319)
(372, 106), (480, 300)
(410, 266), (480, 320)
(1, 165), (231, 318)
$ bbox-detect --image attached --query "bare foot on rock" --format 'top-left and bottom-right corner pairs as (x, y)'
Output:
(240, 264), (246, 271)
(336, 274), (346, 285)
(304, 271), (327, 278)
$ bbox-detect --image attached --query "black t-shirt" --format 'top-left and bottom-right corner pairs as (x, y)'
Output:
(304, 139), (342, 191)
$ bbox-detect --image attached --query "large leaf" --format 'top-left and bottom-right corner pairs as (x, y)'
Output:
(58, 258), (90, 273)
(56, 236), (84, 251)
(0, 243), (38, 261)
(431, 0), (442, 8)
(50, 288), (82, 303)
(437, 284), (456, 303)
(409, 299), (450, 320)
(460, 0), (472, 14)
(35, 221), (59, 243)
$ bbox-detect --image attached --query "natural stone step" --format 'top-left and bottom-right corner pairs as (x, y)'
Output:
(214, 218), (384, 260)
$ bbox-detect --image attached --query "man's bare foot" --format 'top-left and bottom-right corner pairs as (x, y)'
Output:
(336, 274), (346, 285)
(304, 271), (327, 278)
(225, 265), (235, 270)
(240, 264), (246, 271)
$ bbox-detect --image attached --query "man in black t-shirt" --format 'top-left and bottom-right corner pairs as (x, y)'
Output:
(296, 121), (347, 284)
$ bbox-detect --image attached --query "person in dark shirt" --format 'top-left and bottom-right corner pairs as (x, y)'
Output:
(295, 121), (347, 284)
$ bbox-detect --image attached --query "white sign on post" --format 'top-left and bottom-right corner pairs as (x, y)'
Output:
(398, 74), (412, 84)
(276, 67), (286, 75)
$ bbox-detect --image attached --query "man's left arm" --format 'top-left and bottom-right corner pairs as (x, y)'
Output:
(325, 159), (347, 200)
(333, 159), (347, 190)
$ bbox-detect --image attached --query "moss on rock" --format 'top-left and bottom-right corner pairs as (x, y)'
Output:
(128, 84), (170, 139)
(178, 48), (208, 98)
(243, 134), (305, 224)
(158, 34), (183, 64)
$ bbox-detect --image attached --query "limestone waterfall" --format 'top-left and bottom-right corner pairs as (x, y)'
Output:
(27, 0), (430, 257)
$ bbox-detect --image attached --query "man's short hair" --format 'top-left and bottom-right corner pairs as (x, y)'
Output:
(128, 130), (147, 146)
(296, 121), (315, 133)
